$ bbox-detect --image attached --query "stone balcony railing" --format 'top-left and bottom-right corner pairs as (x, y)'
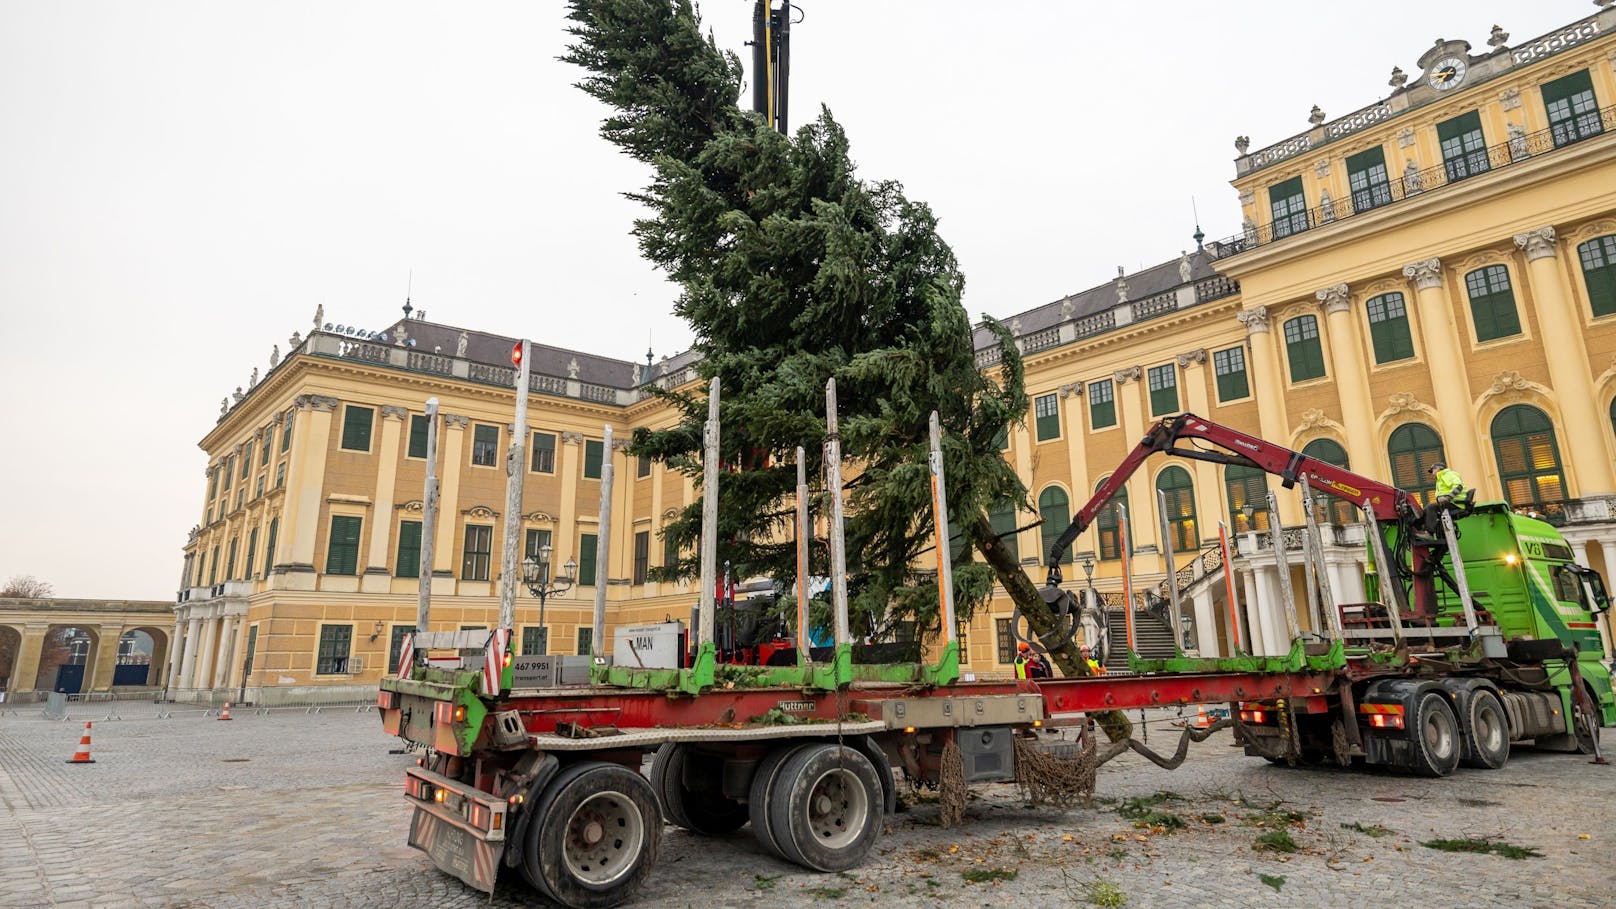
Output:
(177, 579), (253, 604)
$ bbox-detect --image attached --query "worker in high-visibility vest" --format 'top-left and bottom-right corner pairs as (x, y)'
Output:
(1079, 644), (1103, 675)
(1423, 461), (1468, 536)
(1014, 641), (1032, 679)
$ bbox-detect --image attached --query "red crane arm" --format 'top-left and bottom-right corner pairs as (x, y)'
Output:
(1046, 413), (1415, 574)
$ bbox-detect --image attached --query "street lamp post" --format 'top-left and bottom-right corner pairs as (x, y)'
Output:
(521, 544), (577, 655)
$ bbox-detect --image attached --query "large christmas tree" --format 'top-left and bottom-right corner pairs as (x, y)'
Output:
(565, 1), (1120, 731)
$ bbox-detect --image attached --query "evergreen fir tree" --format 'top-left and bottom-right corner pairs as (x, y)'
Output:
(565, 1), (1129, 738)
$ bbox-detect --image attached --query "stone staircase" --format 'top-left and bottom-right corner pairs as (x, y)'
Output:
(1104, 606), (1178, 670)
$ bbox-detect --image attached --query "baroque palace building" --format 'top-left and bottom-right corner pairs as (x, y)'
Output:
(166, 5), (1616, 701)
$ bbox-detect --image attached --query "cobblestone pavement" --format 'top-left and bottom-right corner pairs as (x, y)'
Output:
(1, 702), (1613, 908)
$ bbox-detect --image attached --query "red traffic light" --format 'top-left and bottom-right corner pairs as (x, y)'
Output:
(511, 341), (525, 367)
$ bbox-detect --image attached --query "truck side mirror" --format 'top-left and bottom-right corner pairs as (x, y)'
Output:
(1576, 566), (1611, 614)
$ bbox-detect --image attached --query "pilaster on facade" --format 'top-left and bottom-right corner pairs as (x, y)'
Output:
(1313, 283), (1376, 470)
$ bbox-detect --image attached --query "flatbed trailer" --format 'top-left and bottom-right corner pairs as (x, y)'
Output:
(379, 396), (1612, 908)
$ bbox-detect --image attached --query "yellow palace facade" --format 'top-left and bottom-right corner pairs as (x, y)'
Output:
(170, 7), (1616, 699)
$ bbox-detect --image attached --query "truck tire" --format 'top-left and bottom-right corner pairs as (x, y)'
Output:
(1409, 692), (1461, 777)
(528, 761), (661, 909)
(1459, 690), (1509, 770)
(766, 743), (882, 872)
(748, 743), (811, 859)
(649, 743), (747, 835)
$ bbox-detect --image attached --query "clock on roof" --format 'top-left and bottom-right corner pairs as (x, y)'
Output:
(1429, 56), (1467, 91)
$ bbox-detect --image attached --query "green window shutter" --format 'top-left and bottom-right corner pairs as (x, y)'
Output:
(1491, 405), (1564, 506)
(988, 499), (1020, 563)
(388, 625), (411, 669)
(1465, 266), (1521, 342)
(1437, 111), (1489, 181)
(576, 628), (593, 656)
(1267, 176), (1308, 238)
(578, 535), (598, 586)
(1147, 364), (1178, 416)
(1033, 394), (1060, 441)
(396, 520), (422, 577)
(1155, 466), (1198, 552)
(1283, 316), (1326, 381)
(244, 527), (259, 580)
(1037, 487), (1073, 565)
(1577, 236), (1616, 317)
(281, 413), (293, 452)
(1093, 481), (1127, 561)
(1345, 146), (1391, 211)
(993, 426), (1009, 450)
(341, 406), (373, 451)
(1225, 465), (1271, 533)
(241, 444), (252, 477)
(326, 515), (362, 575)
(584, 440), (604, 478)
(208, 546), (219, 585)
(226, 537), (238, 580)
(1387, 423), (1446, 506)
(995, 618), (1014, 664)
(263, 518), (279, 577)
(1212, 346), (1249, 401)
(1301, 439), (1357, 524)
(209, 469), (218, 500)
(1088, 380), (1116, 428)
(408, 415), (429, 459)
(260, 433), (270, 466)
(1365, 293), (1415, 362)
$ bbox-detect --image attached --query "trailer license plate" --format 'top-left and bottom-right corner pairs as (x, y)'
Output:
(407, 807), (502, 894)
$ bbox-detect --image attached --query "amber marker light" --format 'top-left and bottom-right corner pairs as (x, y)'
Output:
(1504, 553), (1519, 566)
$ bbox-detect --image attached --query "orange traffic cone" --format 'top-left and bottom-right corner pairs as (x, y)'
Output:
(65, 721), (95, 764)
(1191, 708), (1212, 729)
(218, 702), (233, 721)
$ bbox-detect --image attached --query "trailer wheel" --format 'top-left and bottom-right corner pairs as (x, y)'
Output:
(1410, 692), (1461, 777)
(649, 743), (748, 835)
(527, 761), (660, 909)
(748, 743), (810, 859)
(1459, 690), (1509, 770)
(767, 743), (882, 872)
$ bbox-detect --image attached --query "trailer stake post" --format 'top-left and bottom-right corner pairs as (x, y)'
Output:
(1119, 504), (1137, 660)
(416, 397), (440, 637)
(795, 446), (810, 669)
(1266, 490), (1302, 647)
(924, 412), (960, 686)
(1218, 521), (1243, 655)
(592, 424), (614, 660)
(824, 378), (852, 685)
(1156, 489), (1185, 657)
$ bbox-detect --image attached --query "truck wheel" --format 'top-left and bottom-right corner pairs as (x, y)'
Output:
(1459, 690), (1509, 770)
(528, 761), (661, 909)
(649, 743), (747, 835)
(748, 743), (810, 859)
(767, 743), (882, 872)
(1410, 692), (1461, 777)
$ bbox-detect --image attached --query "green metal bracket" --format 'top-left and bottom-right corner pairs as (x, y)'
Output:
(1129, 638), (1348, 675)
(918, 639), (960, 687)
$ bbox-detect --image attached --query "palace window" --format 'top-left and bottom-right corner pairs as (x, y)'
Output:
(1464, 265), (1521, 342)
(316, 624), (353, 675)
(584, 440), (604, 478)
(633, 531), (650, 585)
(1147, 364), (1178, 416)
(244, 527), (258, 580)
(1093, 478), (1127, 561)
(471, 424), (499, 467)
(576, 628), (594, 656)
(1346, 147), (1393, 212)
(1088, 379), (1116, 429)
(995, 618), (1015, 665)
(1438, 111), (1489, 182)
(988, 499), (1019, 563)
(1542, 70), (1602, 147)
(1387, 423), (1445, 507)
(1301, 438), (1357, 524)
(1034, 393), (1060, 441)
(1038, 487), (1072, 565)
(578, 534), (598, 586)
(396, 520), (422, 577)
(1212, 346), (1249, 402)
(1365, 292), (1415, 363)
(1577, 235), (1616, 317)
(1492, 405), (1564, 507)
(408, 414), (430, 459)
(1155, 466), (1197, 552)
(1268, 176), (1308, 238)
(326, 515), (362, 575)
(226, 537), (238, 581)
(1283, 315), (1326, 382)
(1226, 465), (1270, 533)
(461, 525), (492, 581)
(340, 405), (373, 452)
(388, 625), (411, 670)
(522, 626), (549, 656)
(263, 518), (278, 578)
(531, 431), (556, 473)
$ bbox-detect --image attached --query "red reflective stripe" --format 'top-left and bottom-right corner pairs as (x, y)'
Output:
(1359, 703), (1405, 715)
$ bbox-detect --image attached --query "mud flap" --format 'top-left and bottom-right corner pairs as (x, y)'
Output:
(408, 806), (504, 894)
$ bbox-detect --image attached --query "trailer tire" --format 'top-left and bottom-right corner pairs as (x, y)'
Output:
(528, 761), (660, 909)
(748, 743), (811, 859)
(649, 743), (748, 835)
(1409, 692), (1461, 777)
(767, 743), (883, 873)
(1459, 690), (1509, 770)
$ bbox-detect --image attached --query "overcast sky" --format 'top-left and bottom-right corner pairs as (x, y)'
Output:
(0, 1), (1583, 599)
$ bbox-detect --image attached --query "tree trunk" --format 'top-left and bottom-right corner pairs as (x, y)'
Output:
(967, 514), (1132, 743)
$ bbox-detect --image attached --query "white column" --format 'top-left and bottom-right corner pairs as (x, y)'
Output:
(1252, 564), (1283, 655)
(178, 615), (200, 690)
(165, 614), (185, 691)
(1191, 588), (1218, 657)
(192, 615), (218, 691)
(1239, 568), (1262, 655)
(212, 615), (240, 690)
